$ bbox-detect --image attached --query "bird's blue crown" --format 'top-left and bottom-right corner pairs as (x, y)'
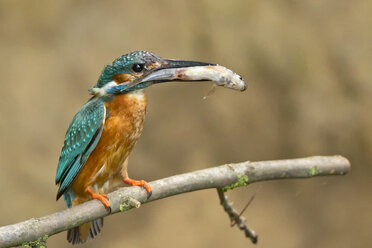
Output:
(95, 51), (160, 88)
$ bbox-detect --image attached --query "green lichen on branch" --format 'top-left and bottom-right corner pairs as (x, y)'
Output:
(222, 174), (249, 192)
(22, 235), (48, 248)
(119, 197), (140, 212)
(119, 203), (131, 212)
(308, 166), (320, 176)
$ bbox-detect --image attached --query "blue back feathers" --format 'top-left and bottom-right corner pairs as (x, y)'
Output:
(55, 97), (106, 200)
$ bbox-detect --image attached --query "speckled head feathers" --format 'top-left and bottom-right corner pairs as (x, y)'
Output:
(95, 51), (162, 88)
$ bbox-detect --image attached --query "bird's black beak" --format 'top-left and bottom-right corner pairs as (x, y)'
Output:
(140, 59), (216, 84)
(161, 59), (215, 70)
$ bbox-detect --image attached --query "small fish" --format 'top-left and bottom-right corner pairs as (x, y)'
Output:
(177, 65), (247, 91)
(141, 65), (247, 92)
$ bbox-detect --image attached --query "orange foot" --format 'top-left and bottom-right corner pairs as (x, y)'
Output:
(85, 187), (110, 208)
(124, 178), (152, 198)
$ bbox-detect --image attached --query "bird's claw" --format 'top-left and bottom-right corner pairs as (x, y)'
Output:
(124, 178), (152, 199)
(146, 190), (152, 199)
(85, 187), (111, 209)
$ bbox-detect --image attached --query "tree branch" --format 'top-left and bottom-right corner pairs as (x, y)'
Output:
(0, 156), (350, 248)
(217, 188), (258, 243)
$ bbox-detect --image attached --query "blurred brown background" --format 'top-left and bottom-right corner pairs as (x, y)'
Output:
(0, 0), (371, 247)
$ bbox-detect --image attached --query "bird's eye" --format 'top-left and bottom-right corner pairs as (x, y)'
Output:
(132, 63), (144, 73)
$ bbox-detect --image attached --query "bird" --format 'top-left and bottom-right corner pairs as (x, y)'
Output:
(55, 51), (216, 244)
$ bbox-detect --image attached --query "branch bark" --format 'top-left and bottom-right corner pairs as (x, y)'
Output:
(0, 156), (350, 248)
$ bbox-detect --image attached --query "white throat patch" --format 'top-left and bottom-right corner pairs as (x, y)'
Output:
(90, 81), (117, 97)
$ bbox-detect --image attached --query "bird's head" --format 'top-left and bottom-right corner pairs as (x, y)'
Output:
(90, 51), (215, 96)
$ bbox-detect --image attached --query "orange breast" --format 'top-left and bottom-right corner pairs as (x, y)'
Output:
(71, 91), (147, 197)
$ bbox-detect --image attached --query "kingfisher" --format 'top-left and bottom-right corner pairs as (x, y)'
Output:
(55, 51), (219, 244)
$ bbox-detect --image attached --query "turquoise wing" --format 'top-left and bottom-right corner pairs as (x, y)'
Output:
(56, 97), (106, 200)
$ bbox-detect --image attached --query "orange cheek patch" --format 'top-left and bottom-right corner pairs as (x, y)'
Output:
(113, 73), (136, 84)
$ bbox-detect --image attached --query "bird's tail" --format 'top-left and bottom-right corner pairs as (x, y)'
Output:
(64, 192), (104, 245)
(67, 218), (104, 245)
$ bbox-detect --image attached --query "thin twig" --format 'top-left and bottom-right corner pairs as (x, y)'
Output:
(217, 189), (258, 243)
(0, 156), (350, 248)
(232, 191), (256, 227)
